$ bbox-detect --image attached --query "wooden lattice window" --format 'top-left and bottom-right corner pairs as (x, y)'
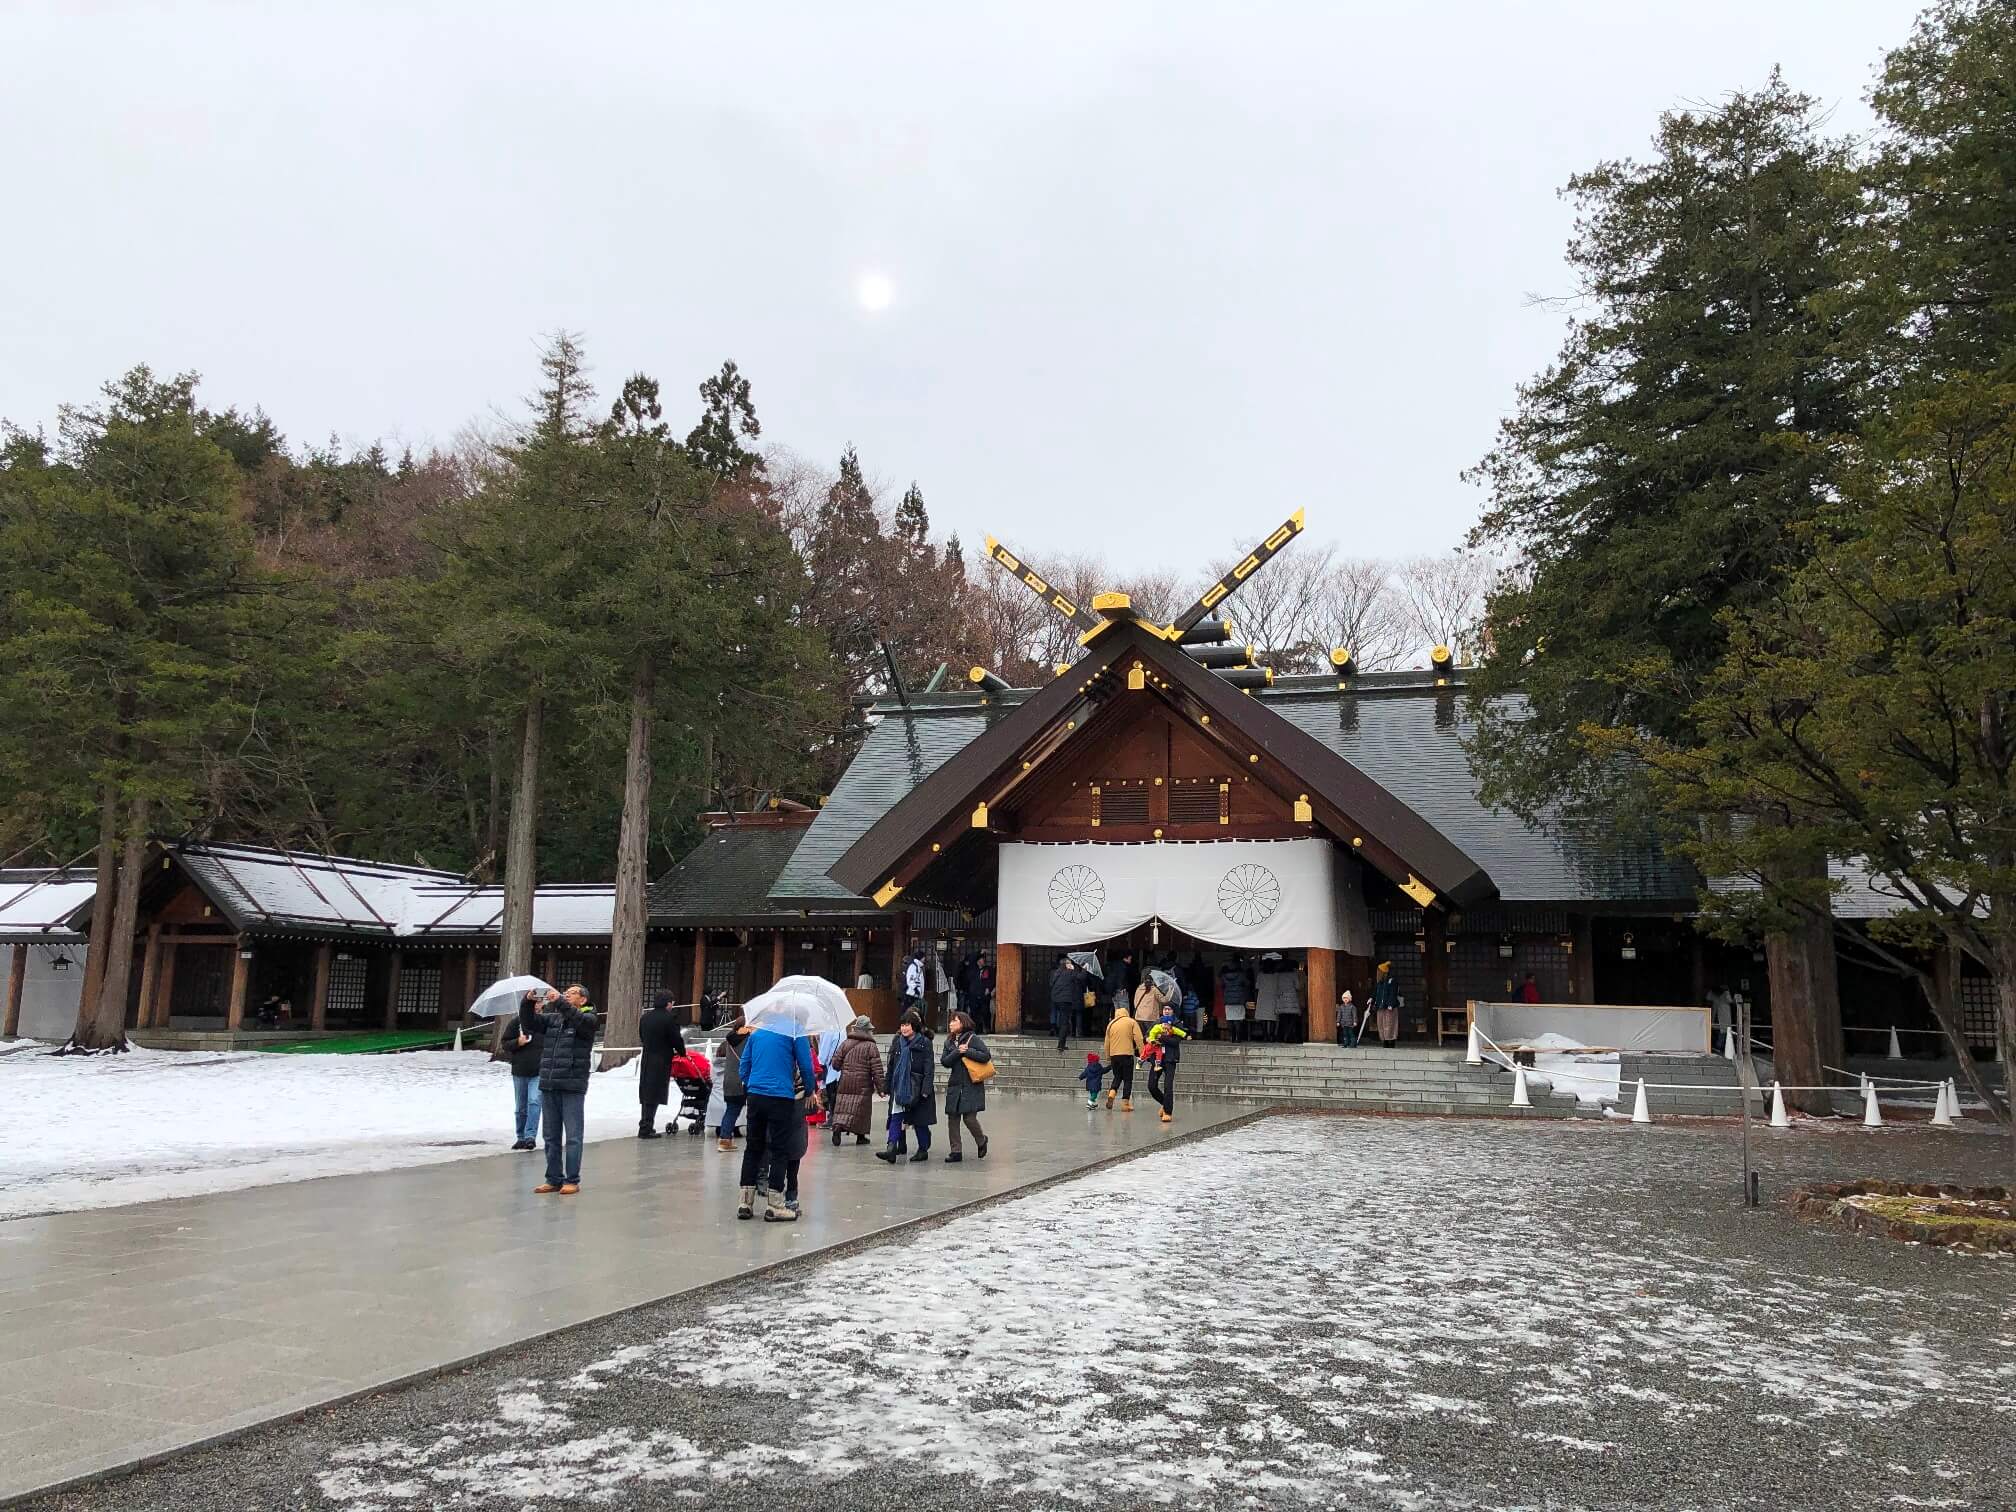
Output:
(1961, 976), (1996, 1050)
(397, 957), (442, 1020)
(1096, 786), (1149, 824)
(327, 956), (368, 1021)
(704, 957), (738, 1001)
(639, 951), (668, 1009)
(1169, 782), (1221, 824)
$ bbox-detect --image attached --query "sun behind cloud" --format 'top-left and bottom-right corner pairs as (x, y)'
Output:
(855, 270), (895, 313)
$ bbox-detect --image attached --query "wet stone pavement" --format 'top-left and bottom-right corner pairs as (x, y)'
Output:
(27, 1112), (2015, 1512)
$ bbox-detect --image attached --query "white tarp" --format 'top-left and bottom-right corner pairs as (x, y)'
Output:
(1471, 1001), (1711, 1055)
(997, 839), (1374, 951)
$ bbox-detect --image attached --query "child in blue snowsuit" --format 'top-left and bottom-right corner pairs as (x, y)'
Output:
(1076, 1052), (1107, 1108)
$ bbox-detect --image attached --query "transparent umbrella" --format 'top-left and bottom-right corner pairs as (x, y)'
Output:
(1148, 969), (1180, 1001)
(1066, 951), (1104, 979)
(741, 975), (854, 1039)
(468, 975), (557, 1019)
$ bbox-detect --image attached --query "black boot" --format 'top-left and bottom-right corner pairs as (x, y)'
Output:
(875, 1147), (900, 1164)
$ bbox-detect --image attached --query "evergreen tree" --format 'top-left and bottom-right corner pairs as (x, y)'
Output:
(1463, 75), (1865, 1106)
(0, 368), (269, 1050)
(685, 360), (764, 481)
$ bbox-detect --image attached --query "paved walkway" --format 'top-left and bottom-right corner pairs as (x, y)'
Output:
(0, 1095), (1256, 1503)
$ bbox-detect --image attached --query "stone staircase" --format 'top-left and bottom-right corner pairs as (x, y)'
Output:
(980, 1036), (1582, 1118)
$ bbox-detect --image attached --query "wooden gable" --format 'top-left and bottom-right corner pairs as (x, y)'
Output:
(1010, 699), (1301, 841)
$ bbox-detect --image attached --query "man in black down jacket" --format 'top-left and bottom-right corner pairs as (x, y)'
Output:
(507, 991), (545, 1150)
(530, 985), (598, 1194)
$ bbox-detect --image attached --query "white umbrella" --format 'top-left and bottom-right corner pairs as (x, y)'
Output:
(1066, 951), (1104, 979)
(1148, 969), (1180, 1001)
(742, 975), (853, 1039)
(468, 975), (557, 1019)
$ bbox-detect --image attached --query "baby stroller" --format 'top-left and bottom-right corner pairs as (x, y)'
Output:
(669, 1051), (714, 1137)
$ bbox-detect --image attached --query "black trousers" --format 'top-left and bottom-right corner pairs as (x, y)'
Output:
(738, 1094), (798, 1195)
(1108, 1054), (1135, 1100)
(1149, 1063), (1177, 1114)
(1055, 1014), (1070, 1048)
(639, 1098), (663, 1132)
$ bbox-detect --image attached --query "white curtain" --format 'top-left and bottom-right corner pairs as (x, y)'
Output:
(996, 839), (1373, 952)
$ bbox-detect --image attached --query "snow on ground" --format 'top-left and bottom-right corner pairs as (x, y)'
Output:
(1, 1044), (657, 1219)
(313, 1116), (2016, 1511)
(1515, 1032), (1622, 1106)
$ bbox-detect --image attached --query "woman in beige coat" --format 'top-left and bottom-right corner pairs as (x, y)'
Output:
(1104, 1003), (1147, 1110)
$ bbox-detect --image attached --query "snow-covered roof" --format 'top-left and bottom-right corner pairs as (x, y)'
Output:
(39, 844), (622, 944)
(406, 884), (616, 939)
(0, 870), (95, 942)
(172, 843), (461, 935)
(1710, 858), (1983, 921)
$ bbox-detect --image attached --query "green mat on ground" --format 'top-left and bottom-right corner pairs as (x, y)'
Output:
(255, 1030), (462, 1055)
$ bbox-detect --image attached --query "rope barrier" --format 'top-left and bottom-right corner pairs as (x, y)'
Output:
(1473, 1025), (1965, 1100)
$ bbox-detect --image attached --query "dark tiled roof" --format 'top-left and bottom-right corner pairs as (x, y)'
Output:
(650, 824), (826, 924)
(770, 703), (1021, 906)
(776, 676), (1694, 907)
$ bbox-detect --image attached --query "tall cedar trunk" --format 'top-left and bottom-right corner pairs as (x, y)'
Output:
(1920, 945), (2009, 1126)
(499, 693), (542, 978)
(1764, 853), (1843, 1115)
(1996, 932), (2016, 1192)
(602, 658), (654, 1064)
(73, 781), (119, 1034)
(76, 795), (147, 1051)
(484, 727), (502, 878)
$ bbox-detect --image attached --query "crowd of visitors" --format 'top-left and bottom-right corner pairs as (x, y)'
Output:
(497, 943), (1417, 1212)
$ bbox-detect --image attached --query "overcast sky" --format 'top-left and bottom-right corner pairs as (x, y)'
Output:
(1, 2), (1910, 569)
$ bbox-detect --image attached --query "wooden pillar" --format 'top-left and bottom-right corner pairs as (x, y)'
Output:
(310, 943), (332, 1031)
(891, 914), (910, 994)
(1570, 914), (1595, 1002)
(3, 943), (24, 1038)
(226, 940), (252, 1031)
(850, 937), (867, 986)
(153, 938), (179, 1027)
(1689, 929), (1708, 1007)
(540, 950), (557, 984)
(995, 942), (1023, 1034)
(1307, 946), (1337, 1043)
(463, 952), (479, 1015)
(770, 930), (785, 988)
(382, 951), (402, 1031)
(690, 934), (708, 1025)
(134, 926), (163, 1032)
(1422, 911), (1448, 1039)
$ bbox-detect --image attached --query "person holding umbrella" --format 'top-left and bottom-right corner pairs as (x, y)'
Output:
(506, 988), (545, 1150)
(734, 976), (846, 1223)
(636, 990), (686, 1139)
(468, 974), (561, 1152)
(1048, 955), (1081, 1052)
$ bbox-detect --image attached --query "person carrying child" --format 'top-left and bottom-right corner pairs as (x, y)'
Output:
(1076, 1052), (1107, 1108)
(1145, 1006), (1190, 1123)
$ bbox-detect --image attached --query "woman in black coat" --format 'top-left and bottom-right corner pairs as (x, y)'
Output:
(938, 1009), (991, 1162)
(636, 990), (686, 1139)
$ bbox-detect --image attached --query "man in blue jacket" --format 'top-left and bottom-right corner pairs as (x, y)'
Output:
(737, 1025), (819, 1223)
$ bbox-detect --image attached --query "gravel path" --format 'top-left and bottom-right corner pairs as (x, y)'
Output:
(33, 1113), (2015, 1512)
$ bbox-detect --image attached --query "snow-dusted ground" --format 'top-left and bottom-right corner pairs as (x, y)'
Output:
(1521, 1031), (1622, 1105)
(1, 1044), (654, 1219)
(303, 1116), (2015, 1511)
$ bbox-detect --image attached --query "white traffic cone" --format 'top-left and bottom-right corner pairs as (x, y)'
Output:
(1466, 1022), (1482, 1066)
(1769, 1081), (1789, 1129)
(1510, 1064), (1532, 1108)
(1724, 1027), (1738, 1061)
(1887, 1026), (1903, 1060)
(454, 1025), (464, 1053)
(1630, 1077), (1651, 1124)
(1859, 1072), (1873, 1099)
(1931, 1080), (1955, 1128)
(1862, 1082), (1883, 1128)
(1945, 1078), (1964, 1122)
